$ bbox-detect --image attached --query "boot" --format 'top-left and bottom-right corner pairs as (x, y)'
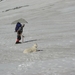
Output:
(15, 39), (21, 44)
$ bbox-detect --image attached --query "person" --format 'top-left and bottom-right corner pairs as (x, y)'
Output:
(15, 22), (25, 44)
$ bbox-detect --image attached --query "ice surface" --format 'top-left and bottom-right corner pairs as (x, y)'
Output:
(0, 0), (75, 75)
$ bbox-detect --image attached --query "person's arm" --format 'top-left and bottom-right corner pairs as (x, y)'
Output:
(22, 24), (25, 27)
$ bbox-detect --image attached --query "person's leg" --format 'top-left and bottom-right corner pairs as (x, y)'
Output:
(16, 34), (21, 44)
(18, 35), (21, 41)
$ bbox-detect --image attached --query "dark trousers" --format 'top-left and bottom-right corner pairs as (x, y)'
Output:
(16, 31), (22, 42)
(17, 35), (21, 40)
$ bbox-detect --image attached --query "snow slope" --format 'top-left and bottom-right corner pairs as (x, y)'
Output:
(0, 0), (75, 75)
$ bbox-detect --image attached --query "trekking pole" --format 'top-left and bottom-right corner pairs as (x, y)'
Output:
(22, 24), (25, 43)
(22, 35), (25, 43)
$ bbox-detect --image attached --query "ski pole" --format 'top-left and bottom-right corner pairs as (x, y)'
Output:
(22, 35), (24, 43)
